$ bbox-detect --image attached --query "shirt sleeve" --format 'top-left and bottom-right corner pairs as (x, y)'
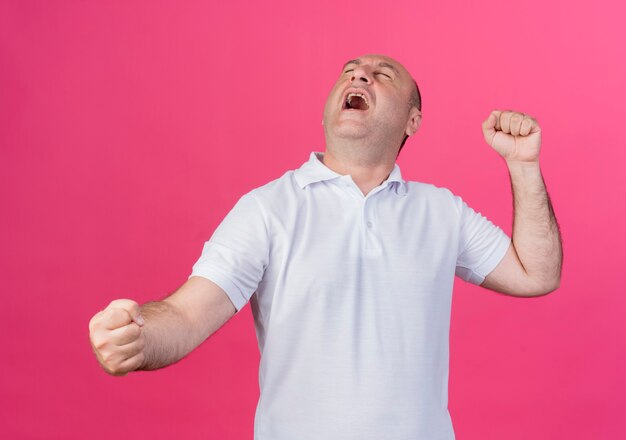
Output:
(454, 196), (511, 285)
(189, 192), (270, 314)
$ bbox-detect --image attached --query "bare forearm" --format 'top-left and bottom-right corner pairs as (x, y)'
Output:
(138, 300), (202, 371)
(508, 161), (562, 290)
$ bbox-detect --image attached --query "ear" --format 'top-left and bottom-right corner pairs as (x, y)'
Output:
(404, 107), (422, 137)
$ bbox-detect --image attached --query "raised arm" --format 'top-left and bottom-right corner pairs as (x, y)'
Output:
(479, 110), (563, 297)
(89, 276), (236, 375)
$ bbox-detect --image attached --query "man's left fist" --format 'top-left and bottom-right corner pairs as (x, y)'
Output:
(482, 110), (541, 164)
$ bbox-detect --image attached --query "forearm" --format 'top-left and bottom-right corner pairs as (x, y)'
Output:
(137, 300), (202, 371)
(508, 160), (562, 291)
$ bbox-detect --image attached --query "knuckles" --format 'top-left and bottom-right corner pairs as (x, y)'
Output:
(107, 299), (139, 315)
(90, 335), (108, 351)
(96, 345), (130, 376)
(483, 110), (539, 136)
(103, 363), (129, 377)
(100, 350), (119, 366)
(89, 299), (143, 376)
(88, 311), (105, 333)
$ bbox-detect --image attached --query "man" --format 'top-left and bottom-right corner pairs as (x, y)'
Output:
(89, 54), (562, 439)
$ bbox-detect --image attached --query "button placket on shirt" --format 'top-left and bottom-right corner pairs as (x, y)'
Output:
(335, 176), (388, 256)
(362, 184), (387, 255)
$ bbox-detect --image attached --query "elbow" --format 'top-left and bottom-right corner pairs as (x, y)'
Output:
(550, 276), (561, 293)
(543, 272), (562, 295)
(525, 276), (561, 297)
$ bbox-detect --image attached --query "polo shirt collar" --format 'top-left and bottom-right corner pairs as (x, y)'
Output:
(294, 151), (408, 196)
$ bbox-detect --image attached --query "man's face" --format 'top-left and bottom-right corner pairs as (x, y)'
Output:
(322, 54), (420, 149)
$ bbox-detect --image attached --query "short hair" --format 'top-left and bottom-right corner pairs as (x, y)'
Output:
(398, 78), (422, 155)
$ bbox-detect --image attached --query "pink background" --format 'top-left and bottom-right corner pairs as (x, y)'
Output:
(1, 1), (624, 439)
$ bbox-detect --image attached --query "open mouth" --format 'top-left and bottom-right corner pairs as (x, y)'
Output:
(343, 92), (370, 111)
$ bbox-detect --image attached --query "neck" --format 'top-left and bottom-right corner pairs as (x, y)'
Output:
(321, 148), (395, 196)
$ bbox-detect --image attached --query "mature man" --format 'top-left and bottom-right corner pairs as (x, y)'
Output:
(89, 54), (562, 439)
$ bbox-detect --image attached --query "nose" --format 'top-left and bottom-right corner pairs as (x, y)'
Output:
(350, 66), (372, 85)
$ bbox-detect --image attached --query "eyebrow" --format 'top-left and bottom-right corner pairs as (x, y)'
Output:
(342, 59), (360, 70)
(342, 59), (400, 75)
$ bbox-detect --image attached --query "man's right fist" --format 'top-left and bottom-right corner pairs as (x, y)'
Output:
(89, 299), (146, 376)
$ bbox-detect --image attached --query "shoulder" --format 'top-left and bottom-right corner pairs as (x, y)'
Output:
(234, 170), (301, 216)
(243, 170), (299, 200)
(405, 180), (460, 204)
(402, 180), (470, 224)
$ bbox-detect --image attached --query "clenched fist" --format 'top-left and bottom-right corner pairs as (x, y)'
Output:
(89, 299), (146, 376)
(482, 110), (542, 164)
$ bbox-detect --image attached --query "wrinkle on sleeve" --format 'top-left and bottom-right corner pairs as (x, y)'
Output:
(454, 196), (511, 285)
(190, 192), (270, 314)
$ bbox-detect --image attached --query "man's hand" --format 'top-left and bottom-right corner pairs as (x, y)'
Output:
(482, 110), (541, 164)
(89, 299), (146, 376)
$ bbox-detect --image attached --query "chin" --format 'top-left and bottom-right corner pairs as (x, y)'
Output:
(329, 121), (371, 140)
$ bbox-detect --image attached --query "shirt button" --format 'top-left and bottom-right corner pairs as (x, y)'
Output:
(366, 221), (373, 228)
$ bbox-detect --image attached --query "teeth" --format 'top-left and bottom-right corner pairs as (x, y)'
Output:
(346, 92), (369, 107)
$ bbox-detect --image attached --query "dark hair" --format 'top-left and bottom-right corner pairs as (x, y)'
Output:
(398, 78), (422, 155)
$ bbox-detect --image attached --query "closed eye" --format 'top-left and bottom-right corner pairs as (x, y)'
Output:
(343, 69), (391, 78)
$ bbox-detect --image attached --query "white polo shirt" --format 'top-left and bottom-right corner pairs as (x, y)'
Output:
(191, 152), (511, 440)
